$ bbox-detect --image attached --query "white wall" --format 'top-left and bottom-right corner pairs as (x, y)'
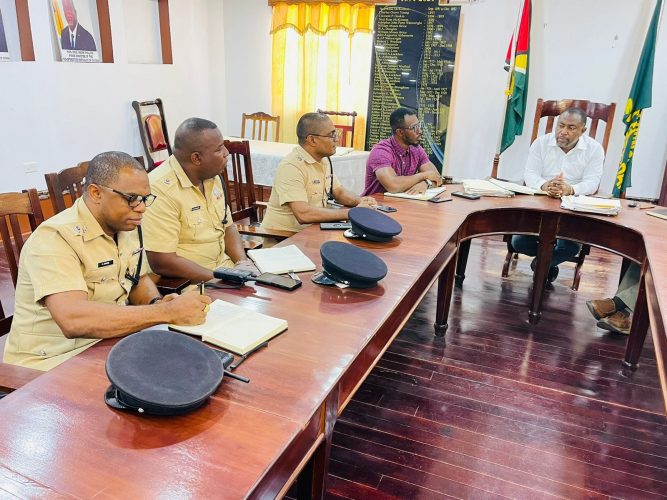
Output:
(221, 0), (273, 138)
(446, 0), (667, 198)
(220, 0), (666, 199)
(0, 0), (224, 192)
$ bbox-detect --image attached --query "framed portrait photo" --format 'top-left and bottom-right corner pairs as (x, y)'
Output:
(51, 0), (101, 62)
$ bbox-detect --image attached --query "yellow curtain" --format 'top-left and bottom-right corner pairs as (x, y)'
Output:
(271, 3), (374, 149)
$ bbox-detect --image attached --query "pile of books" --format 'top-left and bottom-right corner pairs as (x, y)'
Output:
(560, 195), (621, 216)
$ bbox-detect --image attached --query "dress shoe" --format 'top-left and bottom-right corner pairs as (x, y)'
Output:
(586, 298), (616, 320)
(530, 258), (559, 283)
(597, 310), (631, 335)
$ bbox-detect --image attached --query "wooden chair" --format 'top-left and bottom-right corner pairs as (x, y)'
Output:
(0, 189), (45, 287)
(0, 313), (43, 394)
(317, 109), (357, 148)
(502, 98), (616, 290)
(223, 140), (294, 242)
(241, 112), (280, 142)
(132, 98), (172, 171)
(45, 161), (89, 214)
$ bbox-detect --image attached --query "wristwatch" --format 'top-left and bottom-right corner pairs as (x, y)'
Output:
(424, 179), (434, 188)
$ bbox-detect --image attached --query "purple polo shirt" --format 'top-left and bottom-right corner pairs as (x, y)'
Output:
(362, 136), (430, 195)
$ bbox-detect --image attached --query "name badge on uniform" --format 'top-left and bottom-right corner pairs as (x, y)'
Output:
(191, 206), (201, 211)
(98, 260), (114, 268)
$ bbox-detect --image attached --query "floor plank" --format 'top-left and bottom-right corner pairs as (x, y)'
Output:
(328, 237), (667, 499)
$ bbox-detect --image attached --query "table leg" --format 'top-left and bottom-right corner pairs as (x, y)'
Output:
(296, 390), (338, 499)
(528, 214), (558, 324)
(434, 255), (457, 338)
(622, 264), (650, 374)
(455, 239), (471, 288)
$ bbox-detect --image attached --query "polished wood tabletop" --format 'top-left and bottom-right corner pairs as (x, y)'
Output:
(0, 190), (665, 498)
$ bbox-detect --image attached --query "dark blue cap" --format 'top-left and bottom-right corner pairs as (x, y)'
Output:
(346, 207), (402, 242)
(313, 241), (387, 288)
(105, 330), (223, 416)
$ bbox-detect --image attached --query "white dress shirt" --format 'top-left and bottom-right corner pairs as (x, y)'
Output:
(523, 133), (604, 195)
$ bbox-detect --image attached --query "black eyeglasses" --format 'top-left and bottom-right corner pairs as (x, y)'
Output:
(97, 185), (157, 208)
(309, 131), (339, 140)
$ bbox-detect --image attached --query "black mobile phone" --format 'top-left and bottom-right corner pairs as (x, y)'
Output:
(155, 277), (191, 295)
(376, 205), (397, 213)
(451, 191), (481, 200)
(320, 221), (352, 230)
(253, 273), (302, 291)
(428, 195), (453, 203)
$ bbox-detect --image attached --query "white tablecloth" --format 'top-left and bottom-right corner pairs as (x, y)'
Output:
(233, 139), (369, 196)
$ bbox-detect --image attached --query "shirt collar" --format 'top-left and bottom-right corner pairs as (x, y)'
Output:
(390, 135), (410, 156)
(74, 197), (110, 242)
(168, 155), (196, 189)
(295, 145), (320, 165)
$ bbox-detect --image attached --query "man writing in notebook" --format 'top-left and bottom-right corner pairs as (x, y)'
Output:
(142, 118), (257, 282)
(511, 107), (604, 284)
(260, 112), (376, 233)
(3, 152), (210, 371)
(361, 107), (443, 196)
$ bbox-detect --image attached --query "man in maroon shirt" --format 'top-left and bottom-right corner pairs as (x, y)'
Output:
(362, 108), (443, 196)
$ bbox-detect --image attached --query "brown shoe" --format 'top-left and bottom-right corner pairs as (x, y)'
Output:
(597, 311), (631, 335)
(586, 298), (616, 320)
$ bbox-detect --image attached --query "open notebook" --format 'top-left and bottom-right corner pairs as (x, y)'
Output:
(168, 300), (287, 355)
(247, 244), (316, 274)
(384, 186), (446, 201)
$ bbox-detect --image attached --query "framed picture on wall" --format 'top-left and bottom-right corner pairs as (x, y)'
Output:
(51, 0), (101, 62)
(0, 7), (11, 61)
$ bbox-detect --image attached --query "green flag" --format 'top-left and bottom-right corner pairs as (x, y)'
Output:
(500, 0), (531, 153)
(613, 0), (662, 197)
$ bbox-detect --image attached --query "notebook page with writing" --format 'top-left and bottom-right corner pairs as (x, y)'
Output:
(384, 186), (446, 201)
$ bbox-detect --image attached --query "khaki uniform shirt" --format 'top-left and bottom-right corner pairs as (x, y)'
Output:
(3, 198), (145, 371)
(260, 146), (342, 232)
(142, 156), (234, 271)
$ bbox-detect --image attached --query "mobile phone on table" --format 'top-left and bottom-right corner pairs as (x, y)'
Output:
(428, 195), (452, 203)
(451, 191), (480, 200)
(376, 205), (397, 213)
(253, 273), (302, 291)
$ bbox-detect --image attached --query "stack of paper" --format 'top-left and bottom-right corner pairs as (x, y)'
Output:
(488, 178), (548, 195)
(247, 244), (316, 274)
(462, 179), (514, 197)
(384, 186), (446, 201)
(560, 195), (621, 216)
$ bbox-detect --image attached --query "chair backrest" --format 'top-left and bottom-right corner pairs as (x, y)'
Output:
(0, 189), (44, 287)
(241, 112), (280, 142)
(317, 109), (357, 148)
(531, 98), (616, 154)
(132, 98), (172, 171)
(222, 140), (260, 223)
(45, 161), (89, 214)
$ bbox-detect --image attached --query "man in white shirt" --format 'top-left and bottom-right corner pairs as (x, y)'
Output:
(512, 107), (604, 284)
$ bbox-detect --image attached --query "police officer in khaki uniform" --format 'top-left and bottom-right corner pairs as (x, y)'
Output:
(142, 118), (256, 282)
(260, 112), (376, 233)
(3, 152), (211, 371)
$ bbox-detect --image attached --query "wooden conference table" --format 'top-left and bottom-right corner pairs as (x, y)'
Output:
(0, 192), (665, 499)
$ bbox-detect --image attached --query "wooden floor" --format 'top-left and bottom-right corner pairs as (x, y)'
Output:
(2, 237), (666, 498)
(325, 237), (667, 499)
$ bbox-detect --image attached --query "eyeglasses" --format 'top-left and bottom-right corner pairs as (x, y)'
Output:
(97, 185), (157, 208)
(309, 131), (339, 140)
(402, 122), (423, 132)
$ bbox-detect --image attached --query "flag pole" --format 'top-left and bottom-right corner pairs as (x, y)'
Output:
(491, 0), (525, 179)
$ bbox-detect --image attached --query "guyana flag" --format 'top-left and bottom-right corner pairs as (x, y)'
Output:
(500, 0), (531, 153)
(613, 0), (663, 196)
